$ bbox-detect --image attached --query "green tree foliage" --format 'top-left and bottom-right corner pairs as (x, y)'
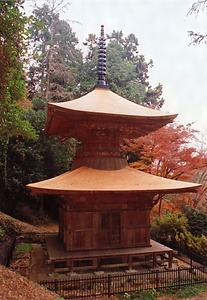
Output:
(0, 0), (36, 140)
(28, 1), (82, 101)
(0, 1), (80, 214)
(183, 206), (207, 237)
(4, 95), (77, 214)
(1, 1), (80, 215)
(81, 30), (164, 108)
(0, 0), (36, 212)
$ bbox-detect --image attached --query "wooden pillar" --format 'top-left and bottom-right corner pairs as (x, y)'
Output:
(129, 255), (132, 270)
(153, 253), (157, 268)
(168, 252), (173, 268)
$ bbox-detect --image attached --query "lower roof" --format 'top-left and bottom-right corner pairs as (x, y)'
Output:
(27, 166), (200, 195)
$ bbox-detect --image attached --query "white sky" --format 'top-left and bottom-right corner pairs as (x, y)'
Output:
(25, 0), (207, 132)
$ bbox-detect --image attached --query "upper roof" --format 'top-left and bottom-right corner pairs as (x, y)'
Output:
(45, 25), (177, 140)
(45, 87), (177, 140)
(27, 166), (200, 195)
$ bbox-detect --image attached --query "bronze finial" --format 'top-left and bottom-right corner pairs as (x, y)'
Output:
(96, 25), (107, 87)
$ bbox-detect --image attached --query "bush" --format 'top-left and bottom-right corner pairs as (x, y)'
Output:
(151, 212), (207, 256)
(151, 212), (189, 244)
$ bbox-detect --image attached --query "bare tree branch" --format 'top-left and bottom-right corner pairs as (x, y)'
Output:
(188, 31), (207, 45)
(188, 0), (207, 16)
(188, 1), (207, 45)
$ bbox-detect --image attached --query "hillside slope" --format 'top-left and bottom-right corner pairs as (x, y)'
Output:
(0, 265), (60, 300)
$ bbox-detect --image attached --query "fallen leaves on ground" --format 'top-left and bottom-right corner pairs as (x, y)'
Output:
(0, 265), (60, 300)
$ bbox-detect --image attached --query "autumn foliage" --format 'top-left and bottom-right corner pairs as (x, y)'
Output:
(122, 122), (207, 216)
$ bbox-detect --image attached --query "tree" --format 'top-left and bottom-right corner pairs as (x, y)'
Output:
(5, 95), (77, 215)
(188, 168), (207, 210)
(4, 1), (81, 216)
(0, 0), (36, 212)
(123, 122), (207, 216)
(188, 0), (207, 45)
(1, 1), (83, 216)
(0, 0), (35, 136)
(183, 206), (207, 237)
(28, 1), (82, 102)
(81, 30), (165, 108)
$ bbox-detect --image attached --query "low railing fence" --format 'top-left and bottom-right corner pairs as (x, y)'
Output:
(163, 241), (207, 266)
(189, 252), (207, 266)
(39, 265), (207, 299)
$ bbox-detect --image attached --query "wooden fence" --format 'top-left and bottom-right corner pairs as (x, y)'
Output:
(39, 265), (207, 299)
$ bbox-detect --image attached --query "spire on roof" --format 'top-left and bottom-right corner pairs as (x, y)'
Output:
(96, 25), (107, 87)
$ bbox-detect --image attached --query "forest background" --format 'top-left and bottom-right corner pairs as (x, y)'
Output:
(1, 0), (207, 256)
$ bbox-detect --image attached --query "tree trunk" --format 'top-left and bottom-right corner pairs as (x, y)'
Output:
(0, 138), (9, 211)
(158, 198), (162, 217)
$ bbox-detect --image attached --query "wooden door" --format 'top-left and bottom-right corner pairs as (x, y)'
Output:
(100, 212), (121, 247)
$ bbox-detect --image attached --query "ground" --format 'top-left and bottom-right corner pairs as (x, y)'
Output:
(0, 265), (60, 300)
(0, 211), (207, 300)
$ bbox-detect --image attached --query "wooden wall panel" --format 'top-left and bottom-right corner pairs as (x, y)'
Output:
(72, 212), (94, 229)
(69, 212), (96, 250)
(122, 210), (150, 247)
(59, 202), (152, 251)
(124, 228), (150, 246)
(72, 231), (94, 249)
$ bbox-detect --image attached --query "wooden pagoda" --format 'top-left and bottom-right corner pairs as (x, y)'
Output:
(27, 26), (200, 273)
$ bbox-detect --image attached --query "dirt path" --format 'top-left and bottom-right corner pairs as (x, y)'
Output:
(30, 244), (53, 281)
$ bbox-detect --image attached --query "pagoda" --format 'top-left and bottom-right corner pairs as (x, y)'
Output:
(27, 26), (200, 273)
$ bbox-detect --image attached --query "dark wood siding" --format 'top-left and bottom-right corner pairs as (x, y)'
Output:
(123, 210), (150, 247)
(59, 201), (151, 251)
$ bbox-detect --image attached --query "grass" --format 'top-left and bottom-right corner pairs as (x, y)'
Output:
(16, 243), (33, 256)
(158, 284), (207, 299)
(115, 284), (207, 299)
(119, 289), (157, 299)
